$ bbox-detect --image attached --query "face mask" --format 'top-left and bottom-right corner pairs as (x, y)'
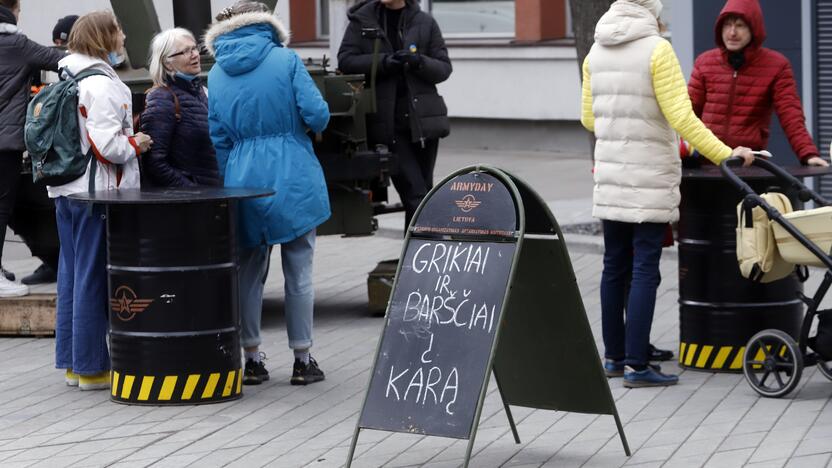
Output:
(107, 51), (124, 67)
(175, 71), (197, 82)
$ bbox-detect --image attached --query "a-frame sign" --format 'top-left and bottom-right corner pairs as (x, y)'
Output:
(346, 166), (629, 467)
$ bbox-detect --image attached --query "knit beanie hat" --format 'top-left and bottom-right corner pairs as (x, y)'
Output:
(52, 15), (78, 43)
(619, 0), (663, 19)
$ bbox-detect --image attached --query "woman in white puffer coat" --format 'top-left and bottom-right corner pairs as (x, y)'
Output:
(581, 0), (753, 388)
(48, 11), (152, 391)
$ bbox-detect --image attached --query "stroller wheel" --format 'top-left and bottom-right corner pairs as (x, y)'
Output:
(743, 329), (803, 398)
(818, 359), (832, 381)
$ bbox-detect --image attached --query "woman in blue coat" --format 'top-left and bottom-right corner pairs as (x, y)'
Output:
(205, 1), (330, 386)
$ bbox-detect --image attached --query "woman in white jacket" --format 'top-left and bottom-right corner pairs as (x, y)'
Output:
(48, 11), (152, 391)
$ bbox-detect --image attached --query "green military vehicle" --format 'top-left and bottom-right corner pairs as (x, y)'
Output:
(110, 0), (397, 236)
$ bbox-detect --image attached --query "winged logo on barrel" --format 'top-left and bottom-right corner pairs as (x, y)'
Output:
(110, 286), (154, 322)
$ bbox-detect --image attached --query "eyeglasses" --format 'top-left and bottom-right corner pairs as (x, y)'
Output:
(168, 45), (199, 59)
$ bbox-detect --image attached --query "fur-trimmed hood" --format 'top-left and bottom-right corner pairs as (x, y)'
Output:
(204, 11), (290, 56)
(204, 12), (291, 77)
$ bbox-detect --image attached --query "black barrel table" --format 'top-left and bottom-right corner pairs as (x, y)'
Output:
(678, 164), (828, 372)
(70, 187), (271, 404)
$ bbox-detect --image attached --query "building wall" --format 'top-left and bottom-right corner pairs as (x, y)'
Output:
(19, 1), (812, 156)
(439, 45), (580, 121)
(17, 0), (290, 46)
(295, 0), (581, 124)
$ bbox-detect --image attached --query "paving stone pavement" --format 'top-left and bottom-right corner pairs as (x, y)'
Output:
(1, 148), (832, 467)
(3, 232), (832, 467)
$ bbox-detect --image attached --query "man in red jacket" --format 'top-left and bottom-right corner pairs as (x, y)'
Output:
(689, 0), (828, 167)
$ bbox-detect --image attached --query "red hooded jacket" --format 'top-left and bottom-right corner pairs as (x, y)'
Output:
(688, 0), (819, 163)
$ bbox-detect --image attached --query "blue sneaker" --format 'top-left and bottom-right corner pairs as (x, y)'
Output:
(604, 359), (625, 378)
(623, 365), (678, 388)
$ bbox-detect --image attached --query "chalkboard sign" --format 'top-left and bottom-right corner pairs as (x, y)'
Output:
(348, 166), (628, 468)
(359, 239), (516, 438)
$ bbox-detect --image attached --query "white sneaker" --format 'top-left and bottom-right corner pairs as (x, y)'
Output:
(0, 276), (29, 298)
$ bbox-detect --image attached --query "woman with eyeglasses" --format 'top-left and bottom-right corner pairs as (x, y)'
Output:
(139, 28), (220, 187)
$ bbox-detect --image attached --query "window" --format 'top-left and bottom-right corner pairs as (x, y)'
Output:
(430, 0), (515, 37)
(318, 0), (330, 38)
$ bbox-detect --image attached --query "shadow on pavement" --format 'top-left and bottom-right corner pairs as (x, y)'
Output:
(261, 297), (376, 331)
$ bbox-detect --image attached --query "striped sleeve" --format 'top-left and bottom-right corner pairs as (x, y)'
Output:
(580, 56), (595, 133)
(650, 40), (732, 164)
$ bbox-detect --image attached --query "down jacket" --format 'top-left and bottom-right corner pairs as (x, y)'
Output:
(205, 12), (330, 247)
(140, 75), (220, 187)
(582, 0), (731, 224)
(338, 0), (451, 147)
(688, 0), (819, 163)
(0, 6), (65, 152)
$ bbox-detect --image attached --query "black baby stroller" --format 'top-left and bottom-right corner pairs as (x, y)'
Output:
(721, 156), (832, 398)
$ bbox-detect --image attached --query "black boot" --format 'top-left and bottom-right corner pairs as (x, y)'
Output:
(22, 263), (57, 285)
(648, 344), (674, 362)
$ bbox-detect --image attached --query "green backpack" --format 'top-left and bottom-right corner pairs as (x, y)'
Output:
(24, 68), (107, 186)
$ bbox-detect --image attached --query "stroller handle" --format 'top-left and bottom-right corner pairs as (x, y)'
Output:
(720, 156), (829, 205)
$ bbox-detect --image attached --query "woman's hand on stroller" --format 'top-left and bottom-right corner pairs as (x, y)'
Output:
(806, 156), (830, 167)
(732, 146), (754, 167)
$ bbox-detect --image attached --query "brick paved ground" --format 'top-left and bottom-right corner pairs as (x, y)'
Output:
(1, 148), (831, 467)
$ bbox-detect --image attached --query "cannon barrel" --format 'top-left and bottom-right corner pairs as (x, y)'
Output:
(112, 0), (280, 68)
(171, 0), (212, 44)
(111, 0), (160, 69)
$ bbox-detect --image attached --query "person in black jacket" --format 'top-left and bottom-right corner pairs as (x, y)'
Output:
(0, 0), (65, 297)
(140, 28), (220, 188)
(5, 14), (78, 287)
(338, 0), (452, 230)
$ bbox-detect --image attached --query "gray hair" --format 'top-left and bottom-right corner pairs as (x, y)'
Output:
(216, 1), (271, 22)
(148, 28), (197, 88)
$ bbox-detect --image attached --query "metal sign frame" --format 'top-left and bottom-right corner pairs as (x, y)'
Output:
(345, 165), (629, 467)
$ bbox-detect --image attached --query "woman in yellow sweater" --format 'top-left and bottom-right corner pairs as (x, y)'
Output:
(581, 0), (754, 388)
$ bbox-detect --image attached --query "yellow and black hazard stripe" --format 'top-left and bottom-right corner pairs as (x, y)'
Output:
(111, 368), (243, 405)
(678, 342), (747, 372)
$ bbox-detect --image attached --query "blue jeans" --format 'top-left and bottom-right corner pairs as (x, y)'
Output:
(239, 230), (316, 350)
(54, 197), (109, 375)
(600, 220), (666, 367)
